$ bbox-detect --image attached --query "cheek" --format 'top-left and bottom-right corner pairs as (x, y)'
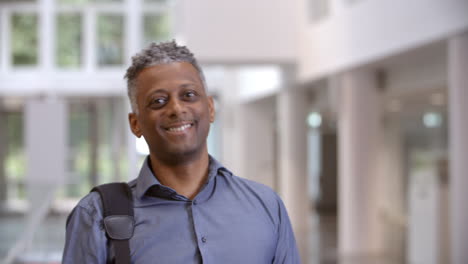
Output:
(140, 116), (160, 133)
(199, 111), (212, 134)
(199, 113), (211, 128)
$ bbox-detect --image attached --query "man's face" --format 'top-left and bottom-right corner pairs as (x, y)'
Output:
(128, 62), (215, 161)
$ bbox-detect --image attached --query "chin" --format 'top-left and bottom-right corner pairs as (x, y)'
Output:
(150, 139), (207, 163)
(163, 145), (203, 159)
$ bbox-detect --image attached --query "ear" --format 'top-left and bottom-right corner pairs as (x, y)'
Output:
(128, 112), (142, 138)
(207, 96), (215, 123)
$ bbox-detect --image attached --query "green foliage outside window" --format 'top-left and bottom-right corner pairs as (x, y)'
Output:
(11, 14), (38, 66)
(5, 112), (26, 200)
(62, 99), (129, 198)
(97, 14), (124, 66)
(143, 13), (171, 46)
(64, 104), (91, 198)
(56, 14), (82, 68)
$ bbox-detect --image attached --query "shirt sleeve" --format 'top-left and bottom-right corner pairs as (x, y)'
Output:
(62, 194), (108, 264)
(272, 197), (301, 264)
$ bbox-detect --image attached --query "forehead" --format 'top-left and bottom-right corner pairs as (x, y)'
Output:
(136, 62), (203, 88)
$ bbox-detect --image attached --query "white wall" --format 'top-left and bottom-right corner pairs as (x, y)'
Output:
(0, 72), (126, 96)
(298, 0), (468, 82)
(182, 0), (298, 63)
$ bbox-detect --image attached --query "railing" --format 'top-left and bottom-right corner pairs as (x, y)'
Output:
(3, 184), (60, 264)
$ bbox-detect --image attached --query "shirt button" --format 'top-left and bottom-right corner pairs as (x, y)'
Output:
(201, 237), (207, 243)
(193, 200), (198, 205)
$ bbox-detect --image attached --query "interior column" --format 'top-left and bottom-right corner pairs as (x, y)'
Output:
(277, 88), (310, 263)
(338, 69), (382, 259)
(448, 31), (468, 264)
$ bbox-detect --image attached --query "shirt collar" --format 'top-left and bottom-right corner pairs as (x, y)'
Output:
(135, 155), (225, 200)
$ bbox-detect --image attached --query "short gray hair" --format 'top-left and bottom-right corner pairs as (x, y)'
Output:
(124, 40), (206, 113)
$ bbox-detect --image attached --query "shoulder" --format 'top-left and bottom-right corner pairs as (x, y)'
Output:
(220, 169), (285, 212)
(221, 172), (290, 230)
(70, 191), (104, 223)
(73, 180), (138, 216)
(64, 190), (111, 262)
(234, 175), (280, 200)
(71, 180), (138, 220)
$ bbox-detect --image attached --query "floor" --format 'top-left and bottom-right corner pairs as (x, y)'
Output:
(308, 212), (405, 264)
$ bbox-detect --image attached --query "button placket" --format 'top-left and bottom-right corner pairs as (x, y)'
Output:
(190, 200), (207, 262)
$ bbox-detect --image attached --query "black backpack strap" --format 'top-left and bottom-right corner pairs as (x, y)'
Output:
(91, 182), (134, 264)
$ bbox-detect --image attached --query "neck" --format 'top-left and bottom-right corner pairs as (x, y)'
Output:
(148, 149), (210, 200)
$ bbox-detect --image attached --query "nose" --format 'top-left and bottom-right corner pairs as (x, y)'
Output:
(166, 97), (186, 118)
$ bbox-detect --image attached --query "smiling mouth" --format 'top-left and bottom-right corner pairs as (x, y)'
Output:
(164, 123), (194, 132)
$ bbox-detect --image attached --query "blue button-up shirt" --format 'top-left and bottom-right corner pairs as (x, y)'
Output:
(63, 156), (300, 263)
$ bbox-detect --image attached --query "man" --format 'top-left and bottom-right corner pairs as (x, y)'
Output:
(63, 41), (300, 264)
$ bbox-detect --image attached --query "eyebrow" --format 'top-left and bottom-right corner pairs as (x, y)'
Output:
(147, 89), (168, 97)
(146, 83), (200, 96)
(179, 83), (198, 89)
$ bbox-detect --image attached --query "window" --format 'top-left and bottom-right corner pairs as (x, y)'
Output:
(11, 13), (38, 66)
(2, 108), (26, 201)
(65, 101), (91, 197)
(62, 98), (128, 198)
(97, 14), (124, 66)
(56, 13), (82, 68)
(143, 13), (171, 45)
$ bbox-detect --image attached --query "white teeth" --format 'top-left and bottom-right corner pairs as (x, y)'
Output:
(168, 124), (192, 132)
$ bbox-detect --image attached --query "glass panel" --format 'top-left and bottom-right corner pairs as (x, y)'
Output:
(61, 98), (128, 199)
(64, 101), (91, 198)
(56, 14), (82, 68)
(143, 13), (171, 45)
(97, 14), (124, 66)
(5, 111), (26, 201)
(11, 13), (38, 66)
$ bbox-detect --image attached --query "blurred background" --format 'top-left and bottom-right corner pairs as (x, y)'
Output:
(0, 0), (467, 263)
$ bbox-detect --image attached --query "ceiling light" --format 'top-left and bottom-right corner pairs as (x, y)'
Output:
(423, 112), (442, 128)
(307, 112), (322, 128)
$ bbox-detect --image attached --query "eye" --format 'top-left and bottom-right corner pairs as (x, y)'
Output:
(149, 97), (167, 107)
(183, 90), (198, 100)
(185, 91), (196, 98)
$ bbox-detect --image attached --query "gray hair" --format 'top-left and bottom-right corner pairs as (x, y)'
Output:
(124, 40), (206, 114)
